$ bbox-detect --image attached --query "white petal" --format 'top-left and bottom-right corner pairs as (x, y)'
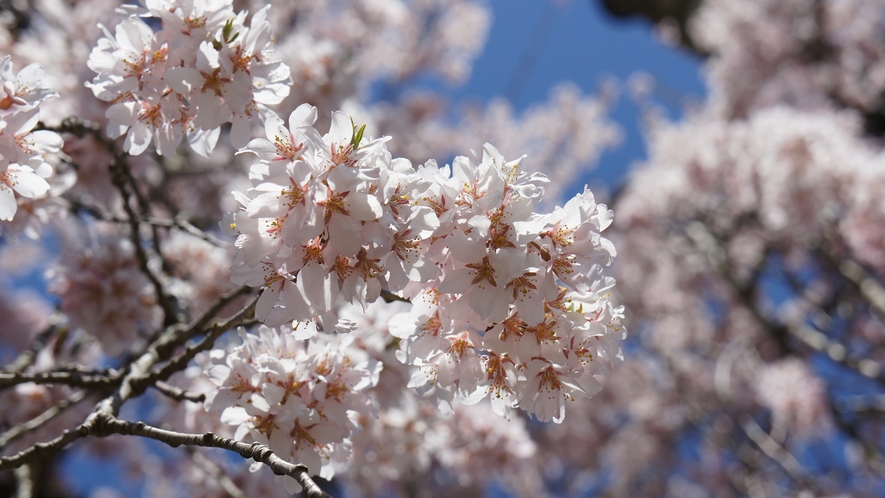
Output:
(289, 103), (317, 129)
(124, 120), (152, 156)
(0, 184), (17, 220)
(9, 168), (50, 198)
(328, 111), (352, 146)
(187, 126), (220, 158)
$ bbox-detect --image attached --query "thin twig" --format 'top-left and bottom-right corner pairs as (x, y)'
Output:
(838, 259), (885, 318)
(687, 222), (885, 387)
(188, 449), (247, 498)
(786, 322), (884, 385)
(1, 313), (67, 374)
(740, 417), (806, 481)
(127, 285), (252, 368)
(103, 417), (331, 498)
(139, 302), (258, 391)
(118, 151), (165, 257)
(186, 285), (253, 337)
(43, 118), (183, 326)
(70, 198), (229, 248)
(111, 159), (182, 326)
(684, 222), (885, 479)
(175, 217), (230, 248)
(0, 391), (88, 450)
(151, 381), (205, 403)
(98, 295), (257, 420)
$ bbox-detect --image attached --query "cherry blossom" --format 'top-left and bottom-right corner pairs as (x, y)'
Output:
(87, 0), (291, 157)
(0, 56), (62, 222)
(204, 324), (382, 493)
(47, 223), (162, 356)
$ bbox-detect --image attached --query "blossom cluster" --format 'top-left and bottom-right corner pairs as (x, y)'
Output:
(204, 324), (382, 493)
(225, 103), (625, 423)
(393, 181), (625, 423)
(47, 224), (161, 356)
(87, 0), (291, 157)
(691, 0), (885, 118)
(372, 83), (622, 205)
(0, 56), (63, 221)
(343, 398), (541, 497)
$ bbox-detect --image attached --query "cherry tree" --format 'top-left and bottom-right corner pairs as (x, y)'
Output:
(578, 0), (885, 495)
(0, 1), (625, 497)
(5, 0), (885, 495)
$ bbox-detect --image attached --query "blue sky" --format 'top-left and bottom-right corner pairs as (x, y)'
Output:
(455, 0), (707, 189)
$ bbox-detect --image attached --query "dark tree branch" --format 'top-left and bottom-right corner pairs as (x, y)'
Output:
(186, 285), (254, 338)
(96, 294), (258, 420)
(0, 371), (119, 390)
(100, 416), (331, 498)
(137, 300), (258, 392)
(0, 292), (259, 479)
(110, 156), (182, 327)
(380, 289), (410, 303)
(0, 427), (86, 471)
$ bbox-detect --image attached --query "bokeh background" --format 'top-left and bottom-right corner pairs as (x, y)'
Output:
(3, 0), (885, 496)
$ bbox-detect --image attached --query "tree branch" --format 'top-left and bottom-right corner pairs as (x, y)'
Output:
(0, 427), (86, 471)
(110, 156), (183, 327)
(101, 417), (331, 498)
(837, 259), (885, 318)
(150, 381), (205, 403)
(0, 371), (119, 390)
(137, 300), (258, 392)
(687, 222), (885, 387)
(1, 313), (67, 374)
(188, 449), (247, 498)
(0, 391), (88, 450)
(13, 464), (32, 498)
(739, 417), (807, 481)
(70, 198), (230, 248)
(44, 118), (183, 327)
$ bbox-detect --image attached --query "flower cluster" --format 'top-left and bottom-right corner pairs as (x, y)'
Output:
(225, 104), (625, 423)
(87, 0), (291, 157)
(392, 167), (625, 423)
(0, 56), (63, 222)
(343, 399), (541, 497)
(691, 0), (885, 119)
(755, 358), (831, 436)
(47, 225), (161, 356)
(162, 230), (237, 316)
(204, 324), (382, 493)
(225, 103), (438, 331)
